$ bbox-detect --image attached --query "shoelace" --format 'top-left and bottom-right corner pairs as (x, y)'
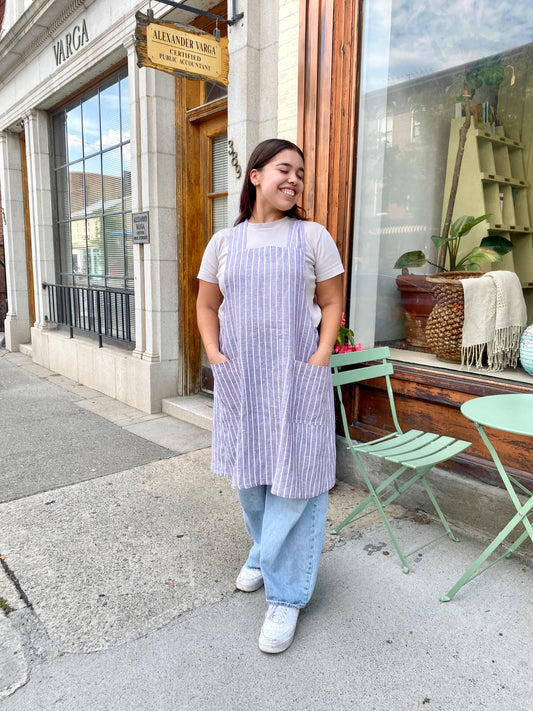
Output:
(267, 605), (288, 623)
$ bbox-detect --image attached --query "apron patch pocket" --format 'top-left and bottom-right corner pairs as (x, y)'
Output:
(291, 360), (333, 425)
(212, 359), (242, 417)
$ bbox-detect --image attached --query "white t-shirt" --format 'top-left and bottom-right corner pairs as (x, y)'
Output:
(197, 217), (344, 327)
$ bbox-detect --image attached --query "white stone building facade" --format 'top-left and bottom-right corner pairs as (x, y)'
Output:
(0, 0), (299, 412)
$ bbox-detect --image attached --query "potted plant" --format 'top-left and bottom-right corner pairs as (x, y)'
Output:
(394, 214), (514, 356)
(394, 213), (514, 273)
(395, 214), (514, 361)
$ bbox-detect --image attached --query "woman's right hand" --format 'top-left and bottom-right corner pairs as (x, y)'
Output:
(209, 352), (229, 365)
(197, 281), (228, 365)
(205, 344), (229, 364)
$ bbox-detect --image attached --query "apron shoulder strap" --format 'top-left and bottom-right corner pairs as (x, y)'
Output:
(288, 218), (305, 249)
(228, 220), (248, 253)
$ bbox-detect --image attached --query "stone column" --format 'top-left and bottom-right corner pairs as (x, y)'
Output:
(125, 40), (179, 368)
(23, 109), (56, 328)
(127, 39), (147, 359)
(0, 130), (31, 350)
(227, 0), (279, 221)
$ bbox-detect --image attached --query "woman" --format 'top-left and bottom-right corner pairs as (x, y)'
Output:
(197, 139), (343, 653)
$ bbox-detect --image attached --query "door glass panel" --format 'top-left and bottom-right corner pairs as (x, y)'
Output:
(211, 133), (228, 193)
(210, 132), (228, 236)
(211, 195), (228, 235)
(204, 81), (228, 104)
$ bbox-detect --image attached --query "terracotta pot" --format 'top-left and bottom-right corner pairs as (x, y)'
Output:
(424, 271), (485, 362)
(395, 274), (437, 349)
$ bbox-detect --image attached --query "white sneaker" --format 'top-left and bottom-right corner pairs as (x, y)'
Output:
(235, 565), (264, 592)
(259, 604), (300, 653)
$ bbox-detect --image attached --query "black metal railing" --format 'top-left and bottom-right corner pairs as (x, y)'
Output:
(44, 283), (135, 347)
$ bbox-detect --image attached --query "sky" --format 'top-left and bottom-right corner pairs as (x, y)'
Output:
(363, 0), (532, 91)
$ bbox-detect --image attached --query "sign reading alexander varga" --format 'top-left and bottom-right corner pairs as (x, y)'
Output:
(132, 212), (150, 244)
(134, 12), (229, 87)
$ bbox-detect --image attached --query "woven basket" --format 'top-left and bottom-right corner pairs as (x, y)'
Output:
(424, 271), (484, 362)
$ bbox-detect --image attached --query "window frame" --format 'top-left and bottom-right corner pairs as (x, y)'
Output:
(50, 68), (132, 292)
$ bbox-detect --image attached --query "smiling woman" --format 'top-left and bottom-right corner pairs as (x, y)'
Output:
(196, 138), (344, 653)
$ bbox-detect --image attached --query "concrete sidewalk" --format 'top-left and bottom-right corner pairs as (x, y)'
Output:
(1, 349), (532, 710)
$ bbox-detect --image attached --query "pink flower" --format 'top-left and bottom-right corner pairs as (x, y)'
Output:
(334, 343), (363, 354)
(333, 314), (363, 355)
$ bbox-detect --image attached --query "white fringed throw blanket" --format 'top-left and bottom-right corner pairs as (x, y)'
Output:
(461, 271), (526, 371)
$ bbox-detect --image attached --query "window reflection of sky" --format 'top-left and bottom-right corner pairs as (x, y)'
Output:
(67, 105), (82, 163)
(83, 94), (100, 156)
(364, 0), (532, 92)
(65, 80), (130, 175)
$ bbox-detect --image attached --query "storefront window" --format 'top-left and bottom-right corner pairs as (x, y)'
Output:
(52, 70), (132, 291)
(350, 0), (533, 376)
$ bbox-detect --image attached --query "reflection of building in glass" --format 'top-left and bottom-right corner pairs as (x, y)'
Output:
(52, 71), (132, 290)
(68, 172), (131, 284)
(353, 39), (533, 350)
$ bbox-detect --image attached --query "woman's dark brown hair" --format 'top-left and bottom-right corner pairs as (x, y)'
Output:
(235, 139), (306, 225)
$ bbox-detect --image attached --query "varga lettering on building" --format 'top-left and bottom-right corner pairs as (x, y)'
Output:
(54, 19), (89, 66)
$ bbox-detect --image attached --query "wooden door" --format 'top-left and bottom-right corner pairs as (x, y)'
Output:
(176, 78), (227, 395)
(198, 114), (228, 392)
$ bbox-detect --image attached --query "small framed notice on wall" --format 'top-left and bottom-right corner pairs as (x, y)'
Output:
(132, 212), (150, 244)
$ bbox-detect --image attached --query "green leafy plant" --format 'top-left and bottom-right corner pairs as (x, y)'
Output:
(394, 213), (514, 272)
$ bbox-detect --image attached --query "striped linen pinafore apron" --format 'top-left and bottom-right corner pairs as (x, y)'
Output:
(210, 218), (336, 499)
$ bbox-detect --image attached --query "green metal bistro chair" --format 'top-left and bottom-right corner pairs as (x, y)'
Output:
(330, 347), (471, 573)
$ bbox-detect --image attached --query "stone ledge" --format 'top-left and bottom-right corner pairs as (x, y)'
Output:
(162, 395), (214, 431)
(17, 343), (32, 357)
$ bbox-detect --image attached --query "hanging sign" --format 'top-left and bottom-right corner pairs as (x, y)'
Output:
(134, 12), (229, 87)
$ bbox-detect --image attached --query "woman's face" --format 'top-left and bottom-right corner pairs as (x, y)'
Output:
(250, 149), (304, 221)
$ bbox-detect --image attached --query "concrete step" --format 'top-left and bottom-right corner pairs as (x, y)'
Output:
(18, 342), (32, 357)
(162, 394), (213, 431)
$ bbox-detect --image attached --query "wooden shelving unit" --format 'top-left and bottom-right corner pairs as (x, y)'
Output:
(442, 117), (533, 319)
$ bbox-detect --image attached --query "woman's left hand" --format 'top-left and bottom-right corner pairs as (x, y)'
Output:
(308, 344), (333, 367)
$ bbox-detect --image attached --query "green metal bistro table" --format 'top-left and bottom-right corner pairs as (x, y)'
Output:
(441, 393), (533, 601)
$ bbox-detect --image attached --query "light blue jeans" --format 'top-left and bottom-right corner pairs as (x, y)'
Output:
(237, 485), (329, 608)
